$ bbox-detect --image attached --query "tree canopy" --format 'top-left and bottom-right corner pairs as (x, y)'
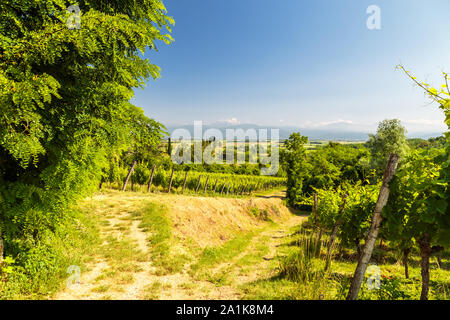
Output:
(0, 0), (173, 259)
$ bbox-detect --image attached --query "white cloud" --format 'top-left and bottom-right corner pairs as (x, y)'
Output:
(222, 117), (240, 125)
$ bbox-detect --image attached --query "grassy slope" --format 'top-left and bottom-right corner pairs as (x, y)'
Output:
(52, 189), (301, 300)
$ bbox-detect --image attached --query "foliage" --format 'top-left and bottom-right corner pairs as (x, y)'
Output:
(121, 166), (286, 195)
(0, 0), (173, 296)
(303, 183), (379, 252)
(303, 143), (371, 194)
(282, 133), (309, 207)
(384, 147), (448, 247)
(366, 119), (410, 173)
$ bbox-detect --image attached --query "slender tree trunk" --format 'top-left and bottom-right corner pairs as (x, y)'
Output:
(131, 181), (134, 191)
(213, 179), (218, 193)
(436, 252), (442, 269)
(226, 182), (231, 195)
(402, 248), (410, 279)
(147, 165), (156, 192)
(99, 181), (103, 190)
(195, 175), (202, 193)
(346, 153), (399, 300)
(182, 171), (188, 193)
(325, 194), (348, 271)
(122, 160), (137, 191)
(418, 234), (432, 300)
(167, 168), (175, 194)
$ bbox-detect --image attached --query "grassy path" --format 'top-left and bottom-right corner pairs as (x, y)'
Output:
(54, 190), (305, 300)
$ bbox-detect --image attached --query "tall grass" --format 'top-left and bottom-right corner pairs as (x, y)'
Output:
(278, 230), (331, 299)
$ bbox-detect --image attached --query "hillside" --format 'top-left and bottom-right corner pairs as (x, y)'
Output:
(54, 190), (305, 300)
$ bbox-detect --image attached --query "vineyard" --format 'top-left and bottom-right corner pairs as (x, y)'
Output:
(113, 164), (286, 196)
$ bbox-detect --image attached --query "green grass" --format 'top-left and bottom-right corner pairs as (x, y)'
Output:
(239, 224), (450, 300)
(0, 208), (101, 300)
(135, 202), (190, 274)
(189, 231), (258, 284)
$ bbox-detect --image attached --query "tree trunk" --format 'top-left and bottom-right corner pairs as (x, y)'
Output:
(131, 181), (134, 191)
(213, 179), (218, 193)
(436, 252), (442, 269)
(99, 181), (103, 190)
(122, 160), (137, 191)
(167, 168), (175, 193)
(147, 165), (156, 192)
(182, 171), (188, 193)
(402, 248), (410, 279)
(346, 153), (399, 300)
(355, 238), (362, 260)
(418, 234), (432, 300)
(325, 194), (348, 271)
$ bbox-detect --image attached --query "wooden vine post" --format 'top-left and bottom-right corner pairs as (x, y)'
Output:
(324, 194), (348, 271)
(147, 165), (156, 192)
(182, 171), (188, 193)
(195, 175), (202, 193)
(346, 153), (399, 300)
(220, 182), (227, 195)
(313, 193), (319, 239)
(213, 179), (218, 193)
(203, 176), (209, 194)
(167, 168), (175, 194)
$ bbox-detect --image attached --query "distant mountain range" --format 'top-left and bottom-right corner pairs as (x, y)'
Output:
(164, 122), (444, 141)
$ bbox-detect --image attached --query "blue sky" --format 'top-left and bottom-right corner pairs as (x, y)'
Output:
(132, 0), (450, 133)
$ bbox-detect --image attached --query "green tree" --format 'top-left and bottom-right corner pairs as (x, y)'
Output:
(367, 119), (409, 173)
(282, 132), (309, 207)
(121, 105), (165, 191)
(0, 0), (173, 273)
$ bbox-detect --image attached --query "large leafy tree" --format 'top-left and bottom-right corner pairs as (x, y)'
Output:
(303, 143), (370, 194)
(0, 0), (173, 257)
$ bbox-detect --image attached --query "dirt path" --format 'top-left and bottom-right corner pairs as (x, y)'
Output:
(54, 191), (305, 300)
